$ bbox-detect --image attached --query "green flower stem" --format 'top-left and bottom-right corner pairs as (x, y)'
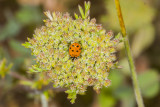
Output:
(41, 94), (48, 107)
(114, 0), (144, 107)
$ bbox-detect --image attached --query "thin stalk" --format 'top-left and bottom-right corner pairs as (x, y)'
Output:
(41, 94), (48, 107)
(114, 0), (144, 107)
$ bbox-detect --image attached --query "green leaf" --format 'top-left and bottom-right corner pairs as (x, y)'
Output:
(84, 1), (90, 18)
(22, 42), (32, 48)
(15, 6), (42, 25)
(84, 1), (87, 10)
(0, 47), (10, 60)
(109, 69), (124, 90)
(98, 90), (116, 107)
(0, 58), (12, 78)
(19, 80), (33, 86)
(74, 13), (79, 19)
(114, 86), (134, 99)
(27, 64), (43, 73)
(0, 18), (21, 41)
(9, 39), (31, 55)
(114, 86), (135, 107)
(119, 58), (130, 76)
(115, 33), (121, 39)
(28, 67), (42, 73)
(12, 56), (25, 68)
(43, 91), (50, 100)
(131, 25), (155, 57)
(32, 65), (43, 72)
(65, 89), (77, 104)
(138, 69), (159, 98)
(78, 5), (85, 19)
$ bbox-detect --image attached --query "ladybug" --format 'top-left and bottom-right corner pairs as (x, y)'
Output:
(69, 43), (81, 59)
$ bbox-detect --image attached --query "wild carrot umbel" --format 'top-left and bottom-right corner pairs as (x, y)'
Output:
(114, 0), (144, 107)
(22, 2), (121, 103)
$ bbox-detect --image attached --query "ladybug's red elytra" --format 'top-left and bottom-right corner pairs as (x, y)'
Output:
(69, 43), (81, 58)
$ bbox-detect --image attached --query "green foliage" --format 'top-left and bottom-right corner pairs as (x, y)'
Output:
(65, 90), (77, 104)
(22, 42), (32, 48)
(109, 70), (124, 90)
(76, 1), (91, 19)
(98, 70), (133, 107)
(99, 92), (116, 107)
(131, 25), (155, 57)
(0, 6), (42, 41)
(119, 58), (130, 75)
(102, 0), (155, 33)
(43, 91), (50, 100)
(0, 58), (13, 78)
(20, 73), (50, 90)
(101, 0), (156, 58)
(8, 39), (32, 68)
(138, 69), (159, 98)
(9, 39), (31, 55)
(15, 6), (42, 25)
(28, 65), (43, 73)
(0, 18), (21, 41)
(0, 47), (10, 60)
(19, 80), (33, 88)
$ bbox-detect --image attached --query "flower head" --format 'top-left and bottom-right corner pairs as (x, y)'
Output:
(22, 2), (121, 103)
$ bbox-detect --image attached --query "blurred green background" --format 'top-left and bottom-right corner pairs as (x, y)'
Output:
(0, 0), (160, 107)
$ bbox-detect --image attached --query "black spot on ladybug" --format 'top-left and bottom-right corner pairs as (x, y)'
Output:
(77, 45), (79, 47)
(76, 50), (78, 52)
(70, 47), (71, 49)
(72, 50), (74, 52)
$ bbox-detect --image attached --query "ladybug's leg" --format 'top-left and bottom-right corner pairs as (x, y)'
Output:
(71, 57), (75, 61)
